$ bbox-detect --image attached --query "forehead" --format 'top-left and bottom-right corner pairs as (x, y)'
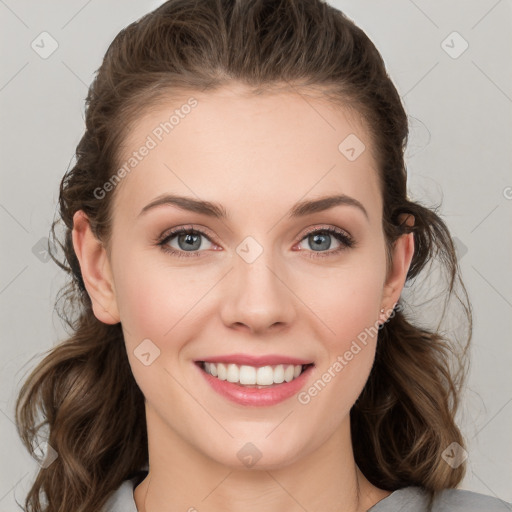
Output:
(111, 83), (382, 224)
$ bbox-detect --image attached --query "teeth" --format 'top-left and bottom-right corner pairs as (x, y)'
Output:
(202, 362), (307, 386)
(239, 365), (256, 385)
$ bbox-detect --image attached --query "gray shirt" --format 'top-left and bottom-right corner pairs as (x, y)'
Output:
(102, 472), (511, 512)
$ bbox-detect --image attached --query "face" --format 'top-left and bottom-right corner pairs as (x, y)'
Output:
(74, 82), (413, 470)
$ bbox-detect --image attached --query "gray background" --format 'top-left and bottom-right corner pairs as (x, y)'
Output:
(1, 0), (511, 508)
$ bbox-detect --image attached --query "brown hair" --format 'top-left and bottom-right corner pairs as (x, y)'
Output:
(14, 1), (472, 510)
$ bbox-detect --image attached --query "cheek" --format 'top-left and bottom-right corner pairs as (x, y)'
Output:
(112, 251), (178, 346)
(112, 253), (191, 395)
(311, 263), (385, 348)
(333, 277), (382, 344)
(303, 250), (385, 403)
(297, 270), (382, 423)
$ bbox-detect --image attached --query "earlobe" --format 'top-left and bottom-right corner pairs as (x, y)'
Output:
(71, 210), (120, 325)
(380, 214), (415, 320)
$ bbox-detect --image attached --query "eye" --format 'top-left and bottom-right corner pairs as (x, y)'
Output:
(156, 225), (216, 258)
(296, 226), (355, 258)
(155, 224), (355, 259)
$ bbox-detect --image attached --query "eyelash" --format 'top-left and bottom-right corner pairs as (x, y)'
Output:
(155, 224), (356, 259)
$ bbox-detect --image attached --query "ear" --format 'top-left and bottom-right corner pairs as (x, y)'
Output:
(72, 210), (120, 324)
(380, 213), (415, 322)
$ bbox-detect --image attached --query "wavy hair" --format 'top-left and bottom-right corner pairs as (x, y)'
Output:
(14, 1), (472, 510)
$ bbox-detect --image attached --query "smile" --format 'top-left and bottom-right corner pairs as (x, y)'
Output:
(194, 360), (316, 406)
(199, 361), (313, 387)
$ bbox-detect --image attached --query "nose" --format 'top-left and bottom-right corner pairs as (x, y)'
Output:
(219, 245), (297, 335)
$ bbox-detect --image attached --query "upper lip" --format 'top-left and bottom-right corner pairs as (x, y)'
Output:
(196, 353), (314, 366)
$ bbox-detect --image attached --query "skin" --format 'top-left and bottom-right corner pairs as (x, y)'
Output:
(72, 82), (414, 512)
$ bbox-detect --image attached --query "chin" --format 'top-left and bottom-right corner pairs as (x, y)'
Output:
(201, 435), (308, 471)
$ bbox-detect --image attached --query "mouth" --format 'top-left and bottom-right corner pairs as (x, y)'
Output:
(195, 361), (315, 389)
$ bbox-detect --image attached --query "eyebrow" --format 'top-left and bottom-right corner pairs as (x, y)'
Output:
(138, 193), (369, 221)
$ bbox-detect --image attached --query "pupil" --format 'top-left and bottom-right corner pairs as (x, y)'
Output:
(180, 233), (200, 250)
(311, 233), (329, 251)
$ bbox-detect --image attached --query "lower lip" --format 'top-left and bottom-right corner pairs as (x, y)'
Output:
(195, 363), (315, 407)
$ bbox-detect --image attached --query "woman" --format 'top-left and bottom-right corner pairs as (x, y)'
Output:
(14, 1), (510, 511)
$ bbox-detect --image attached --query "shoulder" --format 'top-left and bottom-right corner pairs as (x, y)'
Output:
(369, 486), (511, 512)
(432, 488), (511, 511)
(101, 470), (147, 512)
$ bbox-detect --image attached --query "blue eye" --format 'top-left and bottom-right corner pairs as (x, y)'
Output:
(157, 227), (214, 258)
(297, 227), (355, 258)
(156, 225), (355, 259)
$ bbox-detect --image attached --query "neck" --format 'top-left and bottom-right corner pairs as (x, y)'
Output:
(134, 405), (390, 512)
